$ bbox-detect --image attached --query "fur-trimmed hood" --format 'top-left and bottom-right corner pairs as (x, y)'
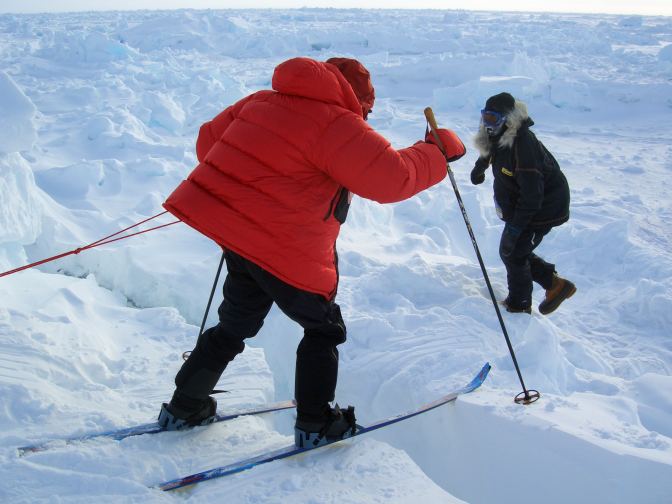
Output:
(474, 99), (533, 158)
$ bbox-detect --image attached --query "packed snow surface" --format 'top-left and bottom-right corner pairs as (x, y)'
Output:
(0, 7), (671, 504)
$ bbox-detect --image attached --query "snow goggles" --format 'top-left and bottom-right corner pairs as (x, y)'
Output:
(481, 109), (506, 128)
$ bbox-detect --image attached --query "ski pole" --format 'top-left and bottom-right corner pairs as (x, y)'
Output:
(180, 250), (229, 395)
(182, 250), (226, 362)
(424, 107), (540, 405)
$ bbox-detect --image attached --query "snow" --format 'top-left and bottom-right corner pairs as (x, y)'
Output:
(0, 72), (37, 153)
(0, 7), (671, 504)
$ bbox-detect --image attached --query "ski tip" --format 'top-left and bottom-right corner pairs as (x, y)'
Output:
(157, 474), (205, 492)
(17, 446), (40, 457)
(464, 362), (491, 391)
(17, 441), (59, 457)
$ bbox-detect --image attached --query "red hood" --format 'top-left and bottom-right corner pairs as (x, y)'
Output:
(325, 57), (375, 119)
(272, 57), (363, 117)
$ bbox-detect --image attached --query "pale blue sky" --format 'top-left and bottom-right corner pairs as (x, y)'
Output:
(1, 0), (670, 16)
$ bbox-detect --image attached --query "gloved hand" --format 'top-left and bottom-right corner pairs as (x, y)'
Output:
(499, 224), (522, 260)
(425, 128), (466, 162)
(470, 157), (489, 185)
(471, 168), (485, 185)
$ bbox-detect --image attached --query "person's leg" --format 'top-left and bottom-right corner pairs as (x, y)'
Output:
(503, 226), (576, 315)
(241, 259), (346, 418)
(528, 228), (576, 314)
(501, 228), (537, 311)
(529, 253), (555, 290)
(528, 228), (555, 290)
(291, 304), (356, 447)
(238, 256), (354, 443)
(164, 251), (274, 425)
(293, 303), (346, 420)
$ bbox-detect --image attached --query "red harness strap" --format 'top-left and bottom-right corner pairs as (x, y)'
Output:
(0, 211), (180, 279)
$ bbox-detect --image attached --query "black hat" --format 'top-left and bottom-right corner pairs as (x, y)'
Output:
(485, 92), (515, 114)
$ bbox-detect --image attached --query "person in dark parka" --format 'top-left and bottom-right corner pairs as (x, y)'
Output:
(471, 92), (575, 315)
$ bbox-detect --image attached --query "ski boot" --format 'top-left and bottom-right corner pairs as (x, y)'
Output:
(158, 394), (217, 431)
(295, 404), (357, 448)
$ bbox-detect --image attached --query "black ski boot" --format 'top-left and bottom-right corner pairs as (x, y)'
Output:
(295, 404), (357, 448)
(158, 393), (217, 431)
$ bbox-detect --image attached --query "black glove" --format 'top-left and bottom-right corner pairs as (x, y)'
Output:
(499, 224), (522, 260)
(470, 168), (485, 185)
(470, 157), (489, 185)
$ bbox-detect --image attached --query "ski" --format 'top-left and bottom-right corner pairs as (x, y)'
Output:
(17, 399), (297, 456)
(157, 362), (491, 491)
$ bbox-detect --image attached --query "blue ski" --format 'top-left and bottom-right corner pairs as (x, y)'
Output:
(157, 362), (490, 491)
(17, 399), (297, 456)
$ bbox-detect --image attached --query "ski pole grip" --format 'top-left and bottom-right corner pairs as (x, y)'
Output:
(424, 107), (448, 159)
(424, 106), (439, 131)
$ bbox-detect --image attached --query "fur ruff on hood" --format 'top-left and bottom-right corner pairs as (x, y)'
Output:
(474, 99), (530, 158)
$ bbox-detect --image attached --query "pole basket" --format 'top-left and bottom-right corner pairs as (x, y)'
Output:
(515, 389), (541, 405)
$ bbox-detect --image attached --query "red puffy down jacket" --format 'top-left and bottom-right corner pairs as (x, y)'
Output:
(164, 57), (447, 299)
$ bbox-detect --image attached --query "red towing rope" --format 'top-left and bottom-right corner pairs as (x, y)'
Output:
(0, 211), (180, 279)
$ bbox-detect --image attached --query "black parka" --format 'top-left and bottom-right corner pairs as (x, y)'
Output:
(474, 107), (570, 231)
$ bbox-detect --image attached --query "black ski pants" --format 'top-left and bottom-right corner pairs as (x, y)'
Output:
(500, 226), (556, 307)
(174, 250), (346, 419)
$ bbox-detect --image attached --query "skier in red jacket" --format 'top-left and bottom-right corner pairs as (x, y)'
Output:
(158, 56), (466, 447)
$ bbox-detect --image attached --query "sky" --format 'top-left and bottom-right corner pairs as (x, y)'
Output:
(0, 0), (671, 16)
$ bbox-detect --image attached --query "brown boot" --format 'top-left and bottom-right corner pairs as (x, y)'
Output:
(539, 274), (576, 315)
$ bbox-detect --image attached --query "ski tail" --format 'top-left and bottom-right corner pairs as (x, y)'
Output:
(17, 399), (297, 456)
